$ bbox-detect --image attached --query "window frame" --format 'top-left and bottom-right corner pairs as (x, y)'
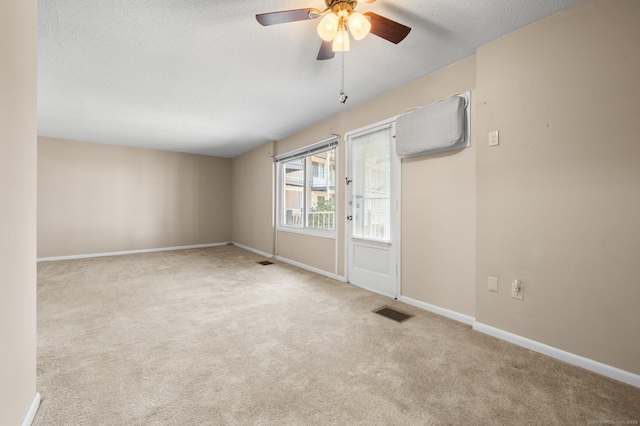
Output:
(275, 138), (338, 239)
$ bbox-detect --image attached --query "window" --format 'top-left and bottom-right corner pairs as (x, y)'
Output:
(350, 125), (391, 242)
(276, 138), (337, 234)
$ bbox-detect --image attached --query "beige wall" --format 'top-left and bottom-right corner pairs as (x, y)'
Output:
(395, 62), (476, 317)
(231, 141), (275, 255)
(276, 232), (337, 274)
(0, 0), (38, 423)
(475, 0), (640, 374)
(38, 137), (232, 258)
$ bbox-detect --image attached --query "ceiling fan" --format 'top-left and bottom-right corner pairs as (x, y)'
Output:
(256, 0), (411, 60)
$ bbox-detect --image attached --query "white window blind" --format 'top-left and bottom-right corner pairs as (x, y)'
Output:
(274, 137), (338, 163)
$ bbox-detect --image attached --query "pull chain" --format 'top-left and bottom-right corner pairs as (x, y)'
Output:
(339, 50), (348, 104)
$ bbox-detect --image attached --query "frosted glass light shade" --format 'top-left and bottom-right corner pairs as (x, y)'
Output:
(332, 29), (350, 51)
(317, 13), (339, 41)
(347, 12), (371, 40)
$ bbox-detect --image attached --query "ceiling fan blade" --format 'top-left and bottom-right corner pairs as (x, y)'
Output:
(256, 8), (321, 26)
(317, 40), (335, 60)
(356, 0), (376, 3)
(363, 12), (411, 44)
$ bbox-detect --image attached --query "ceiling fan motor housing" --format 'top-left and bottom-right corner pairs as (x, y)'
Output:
(325, 0), (359, 10)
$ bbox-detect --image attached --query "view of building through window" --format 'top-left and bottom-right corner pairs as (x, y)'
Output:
(282, 148), (336, 231)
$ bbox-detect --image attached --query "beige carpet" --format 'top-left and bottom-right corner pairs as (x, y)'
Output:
(35, 245), (640, 425)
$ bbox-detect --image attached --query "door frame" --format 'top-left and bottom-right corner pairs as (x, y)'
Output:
(344, 116), (402, 298)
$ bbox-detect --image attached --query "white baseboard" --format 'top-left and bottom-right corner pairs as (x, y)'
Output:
(473, 322), (640, 389)
(231, 242), (346, 282)
(398, 296), (475, 325)
(231, 242), (273, 259)
(274, 255), (346, 282)
(36, 242), (230, 262)
(21, 392), (40, 426)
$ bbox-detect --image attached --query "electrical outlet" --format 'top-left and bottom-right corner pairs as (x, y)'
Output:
(512, 279), (524, 300)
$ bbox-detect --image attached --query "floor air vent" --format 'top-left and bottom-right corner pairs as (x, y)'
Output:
(373, 306), (414, 323)
(258, 260), (274, 265)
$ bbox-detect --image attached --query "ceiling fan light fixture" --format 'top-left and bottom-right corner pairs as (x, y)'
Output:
(332, 29), (350, 52)
(317, 13), (339, 41)
(347, 11), (371, 40)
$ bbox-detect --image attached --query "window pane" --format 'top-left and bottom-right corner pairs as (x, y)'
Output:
(351, 127), (391, 241)
(283, 158), (304, 227)
(279, 145), (336, 232)
(306, 150), (335, 230)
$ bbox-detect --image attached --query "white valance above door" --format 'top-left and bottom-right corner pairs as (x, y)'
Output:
(395, 92), (470, 158)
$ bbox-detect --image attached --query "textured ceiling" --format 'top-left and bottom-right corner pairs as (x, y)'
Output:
(38, 0), (582, 158)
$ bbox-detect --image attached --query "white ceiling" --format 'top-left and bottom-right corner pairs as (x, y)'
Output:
(38, 0), (581, 158)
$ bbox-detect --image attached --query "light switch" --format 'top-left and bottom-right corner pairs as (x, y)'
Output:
(488, 276), (499, 292)
(488, 130), (499, 146)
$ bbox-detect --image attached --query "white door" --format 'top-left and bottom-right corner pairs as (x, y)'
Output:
(346, 120), (401, 299)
